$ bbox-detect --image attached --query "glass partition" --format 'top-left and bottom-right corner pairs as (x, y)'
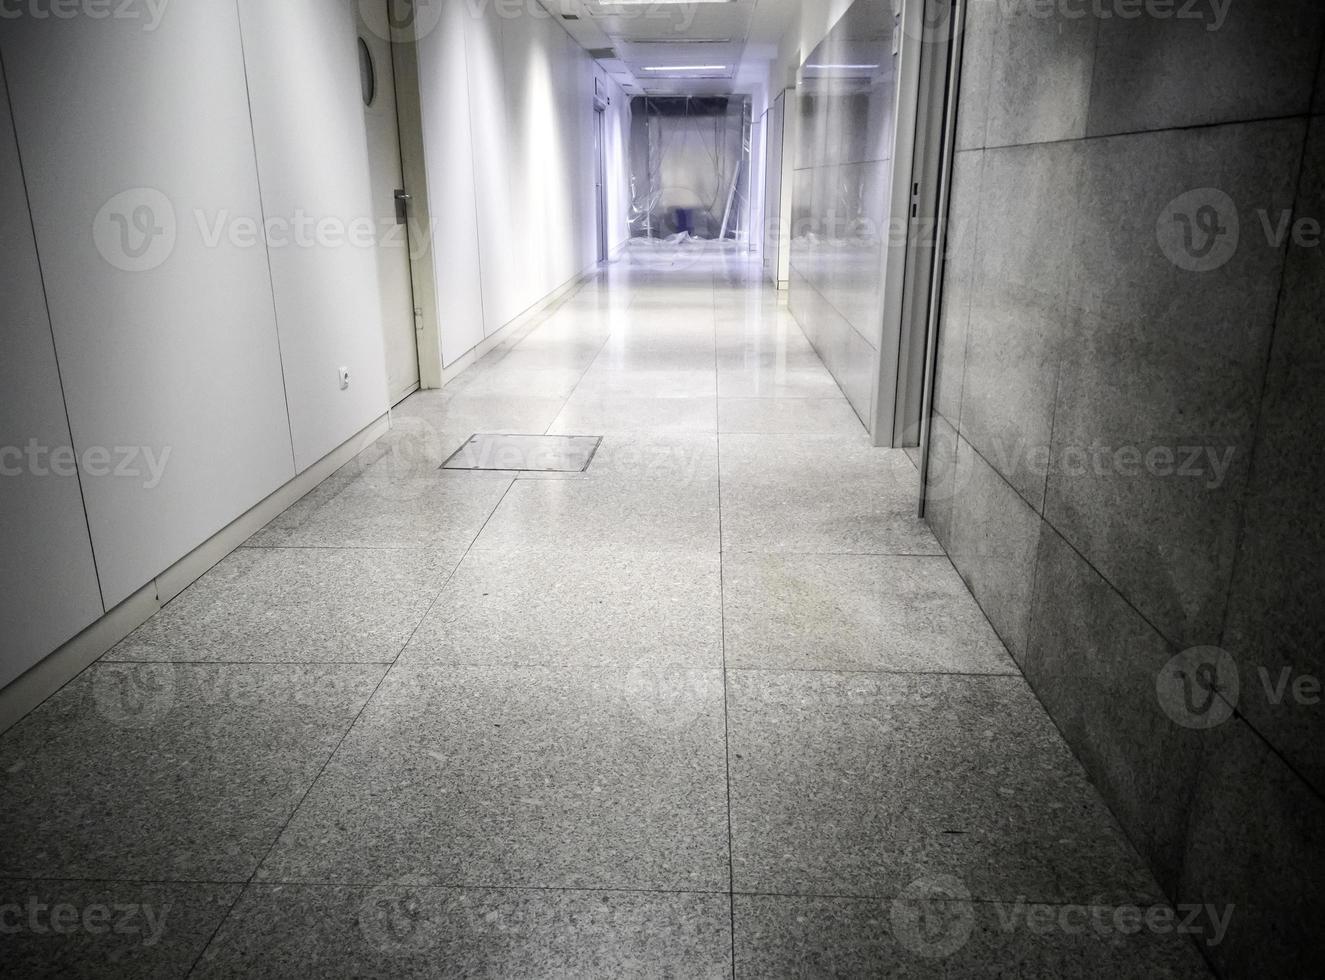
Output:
(788, 0), (900, 424)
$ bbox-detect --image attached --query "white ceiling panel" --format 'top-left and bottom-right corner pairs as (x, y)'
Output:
(539, 0), (800, 96)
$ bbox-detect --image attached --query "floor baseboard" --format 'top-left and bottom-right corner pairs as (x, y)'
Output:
(0, 412), (391, 736)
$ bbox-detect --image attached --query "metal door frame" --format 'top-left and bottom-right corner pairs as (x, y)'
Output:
(869, 0), (966, 451)
(383, 0), (443, 390)
(915, 0), (967, 515)
(362, 13), (424, 405)
(594, 105), (608, 263)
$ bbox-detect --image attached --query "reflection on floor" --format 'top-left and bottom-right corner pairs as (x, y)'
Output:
(0, 246), (1211, 977)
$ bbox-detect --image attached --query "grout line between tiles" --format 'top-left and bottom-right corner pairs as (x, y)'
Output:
(1208, 114), (1325, 805)
(538, 267), (646, 437)
(98, 658), (399, 666)
(319, 660), (1021, 679)
(183, 476), (520, 975)
(386, 477), (519, 670)
(180, 668), (394, 977)
(712, 277), (740, 980)
(7, 873), (1172, 910)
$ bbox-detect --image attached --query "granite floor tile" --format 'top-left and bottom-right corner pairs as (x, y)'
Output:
(727, 670), (1160, 903)
(716, 344), (840, 389)
(471, 475), (720, 555)
(548, 393), (718, 435)
(603, 310), (716, 332)
(391, 391), (568, 439)
(718, 397), (862, 436)
(723, 554), (1015, 674)
(619, 316), (718, 332)
(719, 435), (940, 555)
(597, 329), (716, 357)
(0, 880), (242, 980)
(713, 294), (780, 314)
(0, 664), (385, 881)
(715, 324), (814, 360)
(442, 433), (602, 473)
(257, 665), (730, 891)
(487, 346), (602, 374)
(535, 432), (718, 485)
(106, 548), (455, 663)
(521, 322), (616, 345)
(733, 894), (1211, 979)
(589, 348), (716, 373)
(573, 366), (718, 399)
(401, 550), (722, 669)
(627, 289), (716, 309)
(245, 461), (513, 552)
(194, 884), (732, 979)
(445, 365), (584, 401)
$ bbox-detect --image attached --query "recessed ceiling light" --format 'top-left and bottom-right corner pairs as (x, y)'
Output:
(621, 37), (733, 44)
(642, 65), (727, 72)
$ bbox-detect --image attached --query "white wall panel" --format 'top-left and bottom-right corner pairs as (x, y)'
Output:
(468, 2), (520, 335)
(236, 0), (390, 471)
(1, 1), (297, 607)
(0, 64), (105, 688)
(494, 7), (581, 326)
(416, 0), (487, 366)
(563, 26), (597, 278)
(598, 68), (632, 252)
(413, 3), (636, 365)
(415, 2), (627, 363)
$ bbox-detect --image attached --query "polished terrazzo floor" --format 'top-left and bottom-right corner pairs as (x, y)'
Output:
(0, 247), (1211, 977)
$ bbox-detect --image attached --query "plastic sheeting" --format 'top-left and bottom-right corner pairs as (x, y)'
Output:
(628, 96), (752, 242)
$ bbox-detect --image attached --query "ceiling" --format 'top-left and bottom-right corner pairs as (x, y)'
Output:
(539, 0), (800, 97)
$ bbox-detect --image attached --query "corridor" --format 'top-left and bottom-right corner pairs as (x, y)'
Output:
(0, 248), (1209, 977)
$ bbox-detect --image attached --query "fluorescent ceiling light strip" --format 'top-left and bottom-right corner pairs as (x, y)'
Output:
(642, 65), (727, 72)
(806, 64), (880, 70)
(600, 0), (730, 5)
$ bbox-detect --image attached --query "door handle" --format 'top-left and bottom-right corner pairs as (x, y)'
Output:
(394, 189), (410, 224)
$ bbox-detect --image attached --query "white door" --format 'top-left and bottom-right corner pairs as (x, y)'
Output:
(357, 6), (419, 404)
(594, 106), (608, 263)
